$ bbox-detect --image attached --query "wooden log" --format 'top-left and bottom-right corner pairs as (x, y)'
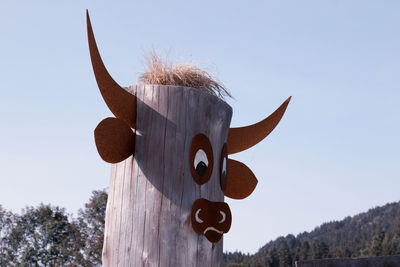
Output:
(102, 85), (232, 267)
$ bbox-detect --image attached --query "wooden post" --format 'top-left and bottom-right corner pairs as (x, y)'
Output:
(102, 85), (232, 267)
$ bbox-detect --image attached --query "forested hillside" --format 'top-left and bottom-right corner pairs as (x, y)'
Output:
(223, 201), (400, 266)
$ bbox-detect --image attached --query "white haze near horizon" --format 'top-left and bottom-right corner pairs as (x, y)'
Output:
(1, 1), (399, 254)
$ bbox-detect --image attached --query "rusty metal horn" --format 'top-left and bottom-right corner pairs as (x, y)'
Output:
(227, 96), (291, 155)
(86, 10), (136, 128)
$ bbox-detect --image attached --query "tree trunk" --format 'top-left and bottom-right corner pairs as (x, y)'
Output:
(102, 85), (232, 267)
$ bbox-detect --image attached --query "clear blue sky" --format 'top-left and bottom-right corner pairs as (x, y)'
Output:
(1, 1), (399, 254)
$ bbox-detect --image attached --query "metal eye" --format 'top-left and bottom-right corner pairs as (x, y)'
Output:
(194, 149), (208, 177)
(219, 211), (226, 223)
(190, 133), (213, 185)
(220, 157), (226, 187)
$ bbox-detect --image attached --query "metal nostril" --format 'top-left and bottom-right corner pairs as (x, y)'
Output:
(195, 209), (204, 223)
(219, 211), (226, 223)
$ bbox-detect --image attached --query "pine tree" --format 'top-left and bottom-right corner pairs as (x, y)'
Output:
(299, 240), (311, 260)
(312, 240), (322, 259)
(319, 241), (330, 258)
(278, 241), (292, 267)
(268, 247), (280, 267)
(370, 230), (385, 256)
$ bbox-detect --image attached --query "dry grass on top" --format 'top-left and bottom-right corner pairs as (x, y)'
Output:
(138, 52), (231, 99)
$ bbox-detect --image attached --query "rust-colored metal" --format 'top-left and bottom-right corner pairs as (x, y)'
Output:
(86, 11), (136, 129)
(189, 133), (214, 185)
(227, 96), (291, 155)
(225, 159), (258, 199)
(94, 117), (135, 163)
(190, 198), (232, 243)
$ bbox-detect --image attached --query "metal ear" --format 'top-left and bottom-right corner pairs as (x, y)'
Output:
(94, 117), (135, 163)
(224, 159), (258, 199)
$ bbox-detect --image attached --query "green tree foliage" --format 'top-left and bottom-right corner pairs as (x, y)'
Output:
(0, 190), (107, 266)
(1, 204), (85, 266)
(370, 230), (385, 256)
(299, 240), (310, 260)
(278, 241), (292, 267)
(0, 205), (17, 266)
(78, 190), (107, 265)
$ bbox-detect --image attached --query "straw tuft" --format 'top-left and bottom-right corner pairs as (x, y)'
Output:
(138, 51), (231, 99)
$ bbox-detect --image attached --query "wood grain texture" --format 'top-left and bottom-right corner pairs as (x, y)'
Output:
(102, 85), (232, 266)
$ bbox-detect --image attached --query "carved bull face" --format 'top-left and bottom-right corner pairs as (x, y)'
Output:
(87, 11), (290, 243)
